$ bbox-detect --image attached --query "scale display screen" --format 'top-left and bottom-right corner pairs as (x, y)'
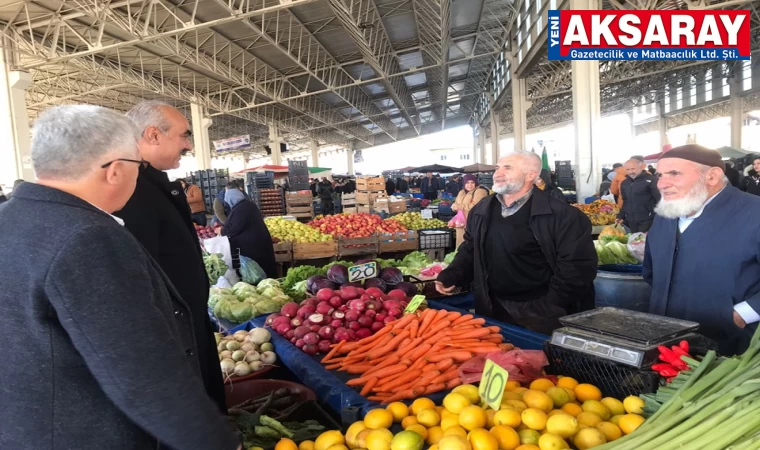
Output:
(551, 331), (643, 367)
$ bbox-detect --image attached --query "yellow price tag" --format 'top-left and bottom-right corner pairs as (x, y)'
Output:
(479, 359), (509, 410)
(404, 295), (426, 314)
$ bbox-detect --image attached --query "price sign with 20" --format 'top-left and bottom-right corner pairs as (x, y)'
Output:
(348, 262), (377, 283)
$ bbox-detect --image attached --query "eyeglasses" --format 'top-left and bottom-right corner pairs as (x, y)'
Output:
(101, 158), (150, 169)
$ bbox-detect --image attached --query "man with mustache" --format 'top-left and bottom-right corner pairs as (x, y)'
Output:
(435, 151), (597, 334)
(115, 101), (227, 412)
(644, 145), (760, 354)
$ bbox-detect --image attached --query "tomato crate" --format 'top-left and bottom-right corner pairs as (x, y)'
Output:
(378, 231), (418, 253)
(356, 176), (385, 191)
(418, 228), (455, 250)
(337, 236), (379, 257)
(292, 240), (337, 260)
(273, 241), (292, 263)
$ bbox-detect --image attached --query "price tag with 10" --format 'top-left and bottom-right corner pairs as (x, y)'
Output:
(347, 262), (377, 283)
(404, 295), (426, 314)
(479, 359), (509, 410)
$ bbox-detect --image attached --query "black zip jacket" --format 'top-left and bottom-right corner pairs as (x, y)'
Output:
(437, 187), (597, 317)
(742, 171), (760, 196)
(617, 171), (661, 224)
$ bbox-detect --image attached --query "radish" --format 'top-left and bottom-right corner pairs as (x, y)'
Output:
(318, 326), (335, 341)
(371, 321), (385, 332)
(382, 299), (402, 311)
(387, 289), (407, 300)
(318, 340), (332, 354)
(281, 302), (299, 318)
(297, 304), (316, 320)
(364, 309), (376, 319)
(285, 330), (295, 340)
(295, 338), (305, 348)
(384, 316), (396, 324)
(330, 319), (343, 328)
(332, 311), (346, 320)
(340, 286), (360, 301)
(265, 313), (282, 327)
(334, 327), (351, 343)
(375, 312), (387, 323)
(290, 317), (303, 327)
(355, 328), (372, 340)
(365, 299), (381, 310)
(316, 288), (334, 302)
(308, 313), (327, 326)
(387, 307), (403, 318)
(347, 321), (361, 331)
(302, 298), (319, 307)
(357, 316), (373, 328)
(293, 326), (310, 339)
(302, 344), (318, 355)
(365, 287), (384, 298)
(338, 305), (349, 312)
(290, 337), (297, 344)
(329, 296), (343, 308)
(347, 299), (365, 312)
(303, 332), (320, 346)
(275, 323), (291, 336)
(271, 316), (291, 330)
(316, 302), (334, 316)
(309, 324), (321, 333)
(344, 310), (360, 322)
(360, 294), (371, 302)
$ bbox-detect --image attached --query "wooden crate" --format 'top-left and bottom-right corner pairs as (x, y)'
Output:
(285, 192), (313, 206)
(338, 235), (379, 257)
(341, 193), (357, 206)
(273, 241), (293, 262)
(374, 199), (407, 214)
(292, 240), (337, 260)
(357, 205), (372, 214)
(356, 176), (385, 191)
(343, 206), (358, 214)
(378, 231), (418, 253)
(356, 191), (387, 205)
(286, 204), (314, 219)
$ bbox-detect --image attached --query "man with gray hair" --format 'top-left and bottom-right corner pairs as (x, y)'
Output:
(115, 101), (227, 411)
(436, 151), (597, 334)
(615, 155), (660, 232)
(645, 144), (760, 354)
(0, 105), (239, 449)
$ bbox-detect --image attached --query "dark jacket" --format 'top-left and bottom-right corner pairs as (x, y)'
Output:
(222, 200), (277, 278)
(438, 187), (597, 317)
(617, 171), (661, 225)
(644, 187), (760, 354)
(397, 179), (409, 193)
(741, 170), (760, 196)
(0, 193), (6, 204)
(446, 179), (461, 197)
(114, 166), (227, 412)
(318, 181), (333, 199)
(420, 176), (437, 193)
(386, 179), (396, 196)
(0, 183), (237, 450)
(726, 166), (742, 188)
(540, 169), (566, 203)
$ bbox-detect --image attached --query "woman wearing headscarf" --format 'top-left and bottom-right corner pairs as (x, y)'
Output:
(451, 174), (489, 222)
(536, 169), (567, 203)
(221, 189), (277, 278)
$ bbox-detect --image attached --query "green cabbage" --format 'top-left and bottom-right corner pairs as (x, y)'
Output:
(233, 282), (254, 295)
(229, 302), (256, 323)
(260, 286), (283, 299)
(256, 278), (281, 293)
(270, 294), (291, 306)
(208, 292), (239, 309)
(605, 241), (638, 264)
(214, 299), (234, 319)
(443, 251), (458, 265)
(254, 299), (281, 314)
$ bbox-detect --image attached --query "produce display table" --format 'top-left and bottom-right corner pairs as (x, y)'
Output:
(248, 301), (548, 425)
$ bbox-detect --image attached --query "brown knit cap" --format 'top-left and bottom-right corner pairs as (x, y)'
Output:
(658, 144), (726, 172)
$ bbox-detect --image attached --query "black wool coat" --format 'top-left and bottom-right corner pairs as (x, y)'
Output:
(0, 183), (237, 450)
(222, 199), (278, 278)
(115, 166), (227, 412)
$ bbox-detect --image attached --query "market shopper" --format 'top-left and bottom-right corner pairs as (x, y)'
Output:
(644, 145), (760, 354)
(319, 177), (334, 214)
(385, 177), (396, 196)
(609, 163), (626, 207)
(452, 174), (489, 222)
(212, 186), (231, 226)
(741, 157), (760, 196)
(222, 189), (277, 278)
(116, 101), (227, 412)
(180, 178), (208, 226)
(536, 169), (566, 202)
(421, 172), (438, 200)
(0, 105), (238, 450)
(616, 157), (660, 232)
(436, 151), (597, 335)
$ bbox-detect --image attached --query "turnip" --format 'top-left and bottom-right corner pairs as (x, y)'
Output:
(220, 358), (235, 374)
(260, 351), (277, 364)
(329, 319), (343, 328)
(275, 323), (291, 336)
(316, 302), (334, 316)
(357, 316), (373, 328)
(281, 302), (300, 318)
(249, 360), (263, 372)
(294, 325), (310, 339)
(226, 341), (241, 351)
(248, 328), (271, 344)
(233, 330), (249, 342)
(220, 350), (232, 359)
(217, 342), (227, 352)
(303, 332), (320, 346)
(371, 321), (385, 332)
(329, 296), (343, 308)
(348, 321), (361, 331)
(240, 343), (255, 353)
(302, 344), (318, 355)
(232, 350), (247, 361)
(265, 313), (282, 327)
(234, 361), (252, 376)
(316, 288), (334, 302)
(297, 304), (317, 320)
(318, 326), (335, 341)
(318, 340), (332, 354)
(387, 307), (403, 318)
(244, 351), (260, 363)
(355, 328), (372, 340)
(295, 338), (305, 348)
(344, 310), (360, 322)
(260, 342), (273, 352)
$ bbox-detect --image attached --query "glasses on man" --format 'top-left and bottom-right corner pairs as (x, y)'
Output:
(101, 158), (150, 169)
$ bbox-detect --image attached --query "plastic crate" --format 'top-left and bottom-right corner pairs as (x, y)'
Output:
(543, 342), (660, 399)
(282, 401), (342, 443)
(418, 228), (455, 250)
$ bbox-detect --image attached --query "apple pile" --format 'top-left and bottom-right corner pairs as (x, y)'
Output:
(308, 213), (407, 239)
(195, 223), (220, 240)
(266, 286), (410, 355)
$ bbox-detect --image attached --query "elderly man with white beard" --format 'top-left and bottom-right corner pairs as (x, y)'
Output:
(644, 144), (760, 355)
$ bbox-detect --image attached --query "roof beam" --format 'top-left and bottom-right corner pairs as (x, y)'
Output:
(411, 0), (448, 125)
(327, 0), (422, 133)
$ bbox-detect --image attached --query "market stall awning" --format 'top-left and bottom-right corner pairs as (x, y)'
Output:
(462, 163), (496, 173)
(716, 146), (753, 159)
(308, 167), (332, 174)
(409, 164), (463, 174)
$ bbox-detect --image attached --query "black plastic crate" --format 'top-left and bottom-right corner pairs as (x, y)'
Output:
(418, 228), (455, 250)
(543, 342), (660, 399)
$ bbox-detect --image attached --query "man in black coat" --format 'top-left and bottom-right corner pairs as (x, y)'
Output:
(616, 157), (661, 233)
(436, 151), (597, 335)
(116, 101), (227, 412)
(0, 105), (237, 449)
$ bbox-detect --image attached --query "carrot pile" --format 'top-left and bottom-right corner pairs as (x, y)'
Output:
(320, 308), (513, 403)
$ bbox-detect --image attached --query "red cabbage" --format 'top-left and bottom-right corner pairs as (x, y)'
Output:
(379, 267), (403, 286)
(363, 277), (387, 293)
(308, 275), (336, 294)
(394, 282), (418, 297)
(327, 264), (349, 284)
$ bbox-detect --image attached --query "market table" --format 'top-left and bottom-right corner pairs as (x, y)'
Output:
(243, 301), (547, 425)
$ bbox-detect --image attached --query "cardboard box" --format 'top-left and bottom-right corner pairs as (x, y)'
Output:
(356, 191), (387, 205)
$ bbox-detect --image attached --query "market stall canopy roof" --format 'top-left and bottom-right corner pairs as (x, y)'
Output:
(716, 146), (754, 159)
(462, 163), (497, 173)
(409, 164), (464, 174)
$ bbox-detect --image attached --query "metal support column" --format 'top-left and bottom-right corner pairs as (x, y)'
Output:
(656, 98), (669, 151)
(268, 125), (283, 165)
(478, 127), (487, 164)
(730, 76), (743, 150)
(0, 47), (32, 186)
(489, 94), (500, 164)
(570, 0), (601, 200)
(346, 145), (354, 176)
(190, 103), (212, 170)
(511, 66), (529, 152)
(310, 140), (320, 167)
(472, 127), (478, 162)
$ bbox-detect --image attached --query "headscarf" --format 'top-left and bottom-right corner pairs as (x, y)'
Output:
(607, 171), (616, 181)
(462, 174), (478, 190)
(225, 189), (245, 208)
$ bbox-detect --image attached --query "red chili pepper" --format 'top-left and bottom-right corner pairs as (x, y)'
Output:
(679, 340), (690, 353)
(666, 376), (676, 383)
(652, 363), (677, 372)
(658, 345), (678, 364)
(670, 345), (692, 360)
(658, 366), (680, 377)
(670, 359), (689, 371)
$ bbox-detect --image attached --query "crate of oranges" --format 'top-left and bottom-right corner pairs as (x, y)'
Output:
(310, 378), (646, 450)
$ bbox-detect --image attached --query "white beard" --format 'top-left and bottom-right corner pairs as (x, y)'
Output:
(654, 181), (709, 219)
(492, 179), (523, 195)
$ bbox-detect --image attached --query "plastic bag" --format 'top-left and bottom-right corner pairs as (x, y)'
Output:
(239, 255), (266, 285)
(601, 192), (615, 203)
(202, 235), (240, 286)
(447, 209), (466, 228)
(628, 232), (647, 263)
